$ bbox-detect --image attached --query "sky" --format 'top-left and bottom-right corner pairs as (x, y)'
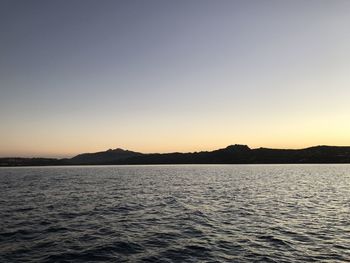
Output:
(1, 0), (350, 157)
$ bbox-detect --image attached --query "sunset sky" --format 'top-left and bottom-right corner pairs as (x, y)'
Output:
(1, 0), (350, 157)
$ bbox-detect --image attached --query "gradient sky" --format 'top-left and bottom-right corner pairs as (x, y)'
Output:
(1, 0), (350, 157)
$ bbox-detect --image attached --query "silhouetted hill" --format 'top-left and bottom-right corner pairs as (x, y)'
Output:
(1, 145), (350, 166)
(113, 145), (350, 164)
(68, 148), (143, 165)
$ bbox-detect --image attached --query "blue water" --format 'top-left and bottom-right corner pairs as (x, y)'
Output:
(0, 165), (350, 262)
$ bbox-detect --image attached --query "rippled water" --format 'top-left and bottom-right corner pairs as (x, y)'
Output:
(0, 165), (350, 262)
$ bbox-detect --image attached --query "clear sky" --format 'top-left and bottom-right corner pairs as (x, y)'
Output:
(1, 0), (350, 157)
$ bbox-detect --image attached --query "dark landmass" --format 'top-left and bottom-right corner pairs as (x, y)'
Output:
(69, 148), (143, 165)
(2, 144), (350, 166)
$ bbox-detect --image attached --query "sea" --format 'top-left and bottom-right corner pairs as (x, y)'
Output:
(0, 164), (349, 262)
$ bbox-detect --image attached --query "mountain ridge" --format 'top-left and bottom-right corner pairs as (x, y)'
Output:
(2, 144), (350, 166)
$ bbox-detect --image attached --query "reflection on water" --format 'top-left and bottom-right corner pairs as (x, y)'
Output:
(0, 165), (350, 262)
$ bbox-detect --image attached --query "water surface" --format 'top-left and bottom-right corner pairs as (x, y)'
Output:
(0, 165), (349, 262)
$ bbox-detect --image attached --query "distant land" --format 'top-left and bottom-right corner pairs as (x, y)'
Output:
(2, 145), (350, 166)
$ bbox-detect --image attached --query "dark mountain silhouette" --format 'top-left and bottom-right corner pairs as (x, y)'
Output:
(68, 148), (142, 165)
(1, 144), (350, 166)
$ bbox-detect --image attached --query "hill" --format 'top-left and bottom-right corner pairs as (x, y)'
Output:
(1, 145), (350, 166)
(68, 148), (142, 165)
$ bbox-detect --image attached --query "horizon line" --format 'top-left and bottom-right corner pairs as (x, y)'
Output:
(2, 143), (350, 159)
